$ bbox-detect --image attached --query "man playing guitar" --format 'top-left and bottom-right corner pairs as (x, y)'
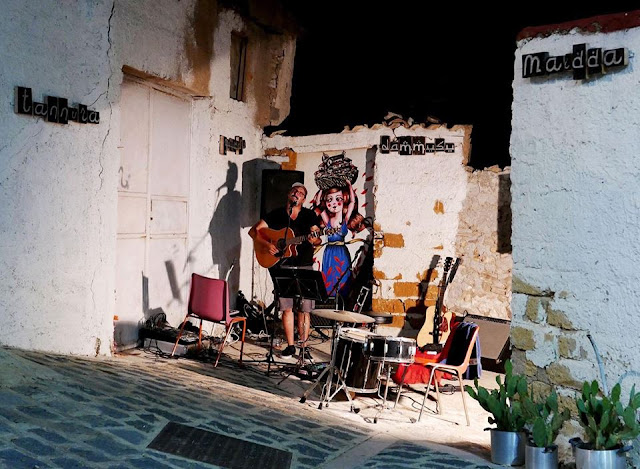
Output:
(248, 182), (322, 359)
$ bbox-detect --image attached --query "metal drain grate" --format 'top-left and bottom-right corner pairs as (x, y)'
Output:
(147, 421), (292, 469)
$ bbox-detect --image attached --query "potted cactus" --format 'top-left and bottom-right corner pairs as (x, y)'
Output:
(465, 360), (529, 466)
(522, 389), (570, 469)
(570, 380), (640, 469)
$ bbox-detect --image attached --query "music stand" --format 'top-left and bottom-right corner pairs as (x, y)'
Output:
(270, 267), (328, 382)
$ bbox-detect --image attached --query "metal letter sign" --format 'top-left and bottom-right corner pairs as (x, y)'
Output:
(522, 44), (628, 80)
(380, 135), (455, 155)
(14, 87), (100, 124)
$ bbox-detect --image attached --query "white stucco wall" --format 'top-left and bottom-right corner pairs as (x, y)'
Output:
(0, 1), (117, 356)
(511, 23), (640, 407)
(0, 1), (295, 355)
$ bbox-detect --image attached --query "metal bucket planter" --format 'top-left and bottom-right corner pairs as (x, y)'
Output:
(491, 429), (525, 466)
(570, 438), (630, 469)
(525, 444), (558, 469)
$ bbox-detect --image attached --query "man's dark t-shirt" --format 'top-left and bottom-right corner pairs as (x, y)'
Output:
(263, 207), (321, 267)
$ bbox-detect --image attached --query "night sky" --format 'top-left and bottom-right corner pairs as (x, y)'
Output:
(269, 3), (640, 169)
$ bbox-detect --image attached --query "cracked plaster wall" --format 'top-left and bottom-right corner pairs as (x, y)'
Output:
(0, 0), (117, 356)
(0, 0), (296, 356)
(511, 24), (640, 460)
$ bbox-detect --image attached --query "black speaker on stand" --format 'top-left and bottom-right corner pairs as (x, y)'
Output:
(260, 169), (304, 219)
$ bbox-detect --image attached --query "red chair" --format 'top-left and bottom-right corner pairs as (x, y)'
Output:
(171, 273), (246, 367)
(418, 325), (479, 426)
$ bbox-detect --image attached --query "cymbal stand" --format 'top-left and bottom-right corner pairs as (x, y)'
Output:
(299, 321), (357, 412)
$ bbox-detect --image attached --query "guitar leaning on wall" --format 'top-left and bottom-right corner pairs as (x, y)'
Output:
(253, 226), (340, 268)
(416, 256), (461, 350)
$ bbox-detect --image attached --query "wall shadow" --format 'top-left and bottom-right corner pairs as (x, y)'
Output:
(209, 162), (243, 300)
(497, 173), (512, 254)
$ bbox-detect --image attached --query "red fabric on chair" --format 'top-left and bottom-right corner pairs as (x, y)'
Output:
(391, 319), (462, 385)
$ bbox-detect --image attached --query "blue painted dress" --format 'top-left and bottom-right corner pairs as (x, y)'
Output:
(322, 220), (352, 297)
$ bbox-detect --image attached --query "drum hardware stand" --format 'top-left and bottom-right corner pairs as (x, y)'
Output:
(299, 321), (359, 413)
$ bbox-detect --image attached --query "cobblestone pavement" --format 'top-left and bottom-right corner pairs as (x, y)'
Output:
(0, 343), (503, 469)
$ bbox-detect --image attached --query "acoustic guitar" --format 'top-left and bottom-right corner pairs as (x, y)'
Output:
(416, 257), (460, 349)
(253, 226), (340, 268)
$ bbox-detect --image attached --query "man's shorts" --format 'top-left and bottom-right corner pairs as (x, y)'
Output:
(278, 297), (315, 313)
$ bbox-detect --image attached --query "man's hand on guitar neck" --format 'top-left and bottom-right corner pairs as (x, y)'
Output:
(307, 225), (322, 246)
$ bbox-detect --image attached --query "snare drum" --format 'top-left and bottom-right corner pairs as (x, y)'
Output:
(335, 328), (382, 393)
(366, 336), (417, 364)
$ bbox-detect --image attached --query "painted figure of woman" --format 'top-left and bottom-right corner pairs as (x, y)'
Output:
(314, 181), (356, 297)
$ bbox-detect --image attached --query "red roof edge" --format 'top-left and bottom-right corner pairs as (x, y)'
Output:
(517, 10), (640, 41)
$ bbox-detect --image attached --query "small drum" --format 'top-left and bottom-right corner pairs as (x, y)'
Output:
(335, 328), (382, 393)
(366, 336), (417, 364)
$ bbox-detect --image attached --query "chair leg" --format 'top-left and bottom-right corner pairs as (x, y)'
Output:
(459, 374), (470, 426)
(215, 318), (246, 368)
(215, 323), (234, 368)
(171, 314), (190, 357)
(434, 372), (441, 415)
(234, 317), (246, 365)
(418, 367), (437, 422)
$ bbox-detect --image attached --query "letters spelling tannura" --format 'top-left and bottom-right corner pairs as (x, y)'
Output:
(522, 44), (628, 80)
(14, 87), (100, 124)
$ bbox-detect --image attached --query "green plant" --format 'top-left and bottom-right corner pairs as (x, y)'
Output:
(575, 380), (640, 450)
(522, 389), (570, 448)
(465, 359), (529, 432)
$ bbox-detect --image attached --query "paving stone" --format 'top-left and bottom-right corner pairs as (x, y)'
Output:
(431, 457), (475, 467)
(0, 420), (12, 435)
(68, 446), (114, 463)
(146, 407), (188, 423)
(321, 427), (365, 440)
(12, 436), (56, 456)
(28, 428), (68, 444)
(0, 390), (28, 407)
(81, 414), (126, 428)
(287, 442), (329, 459)
(16, 405), (59, 421)
(44, 422), (95, 436)
(58, 390), (92, 403)
(250, 428), (290, 444)
(67, 383), (102, 397)
(125, 418), (157, 433)
(96, 405), (131, 420)
(129, 456), (178, 469)
(202, 419), (235, 434)
(296, 435), (336, 452)
(108, 428), (149, 446)
(52, 457), (91, 468)
(0, 448), (47, 469)
(104, 397), (136, 411)
(85, 434), (138, 456)
(41, 397), (83, 415)
(296, 455), (327, 467)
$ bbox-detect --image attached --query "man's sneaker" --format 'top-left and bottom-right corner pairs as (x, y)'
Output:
(281, 345), (296, 358)
(299, 347), (313, 361)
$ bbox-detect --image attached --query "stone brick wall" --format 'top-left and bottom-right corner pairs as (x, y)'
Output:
(445, 167), (512, 320)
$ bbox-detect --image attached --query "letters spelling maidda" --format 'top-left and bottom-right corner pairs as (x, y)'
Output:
(522, 44), (628, 80)
(14, 87), (100, 125)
